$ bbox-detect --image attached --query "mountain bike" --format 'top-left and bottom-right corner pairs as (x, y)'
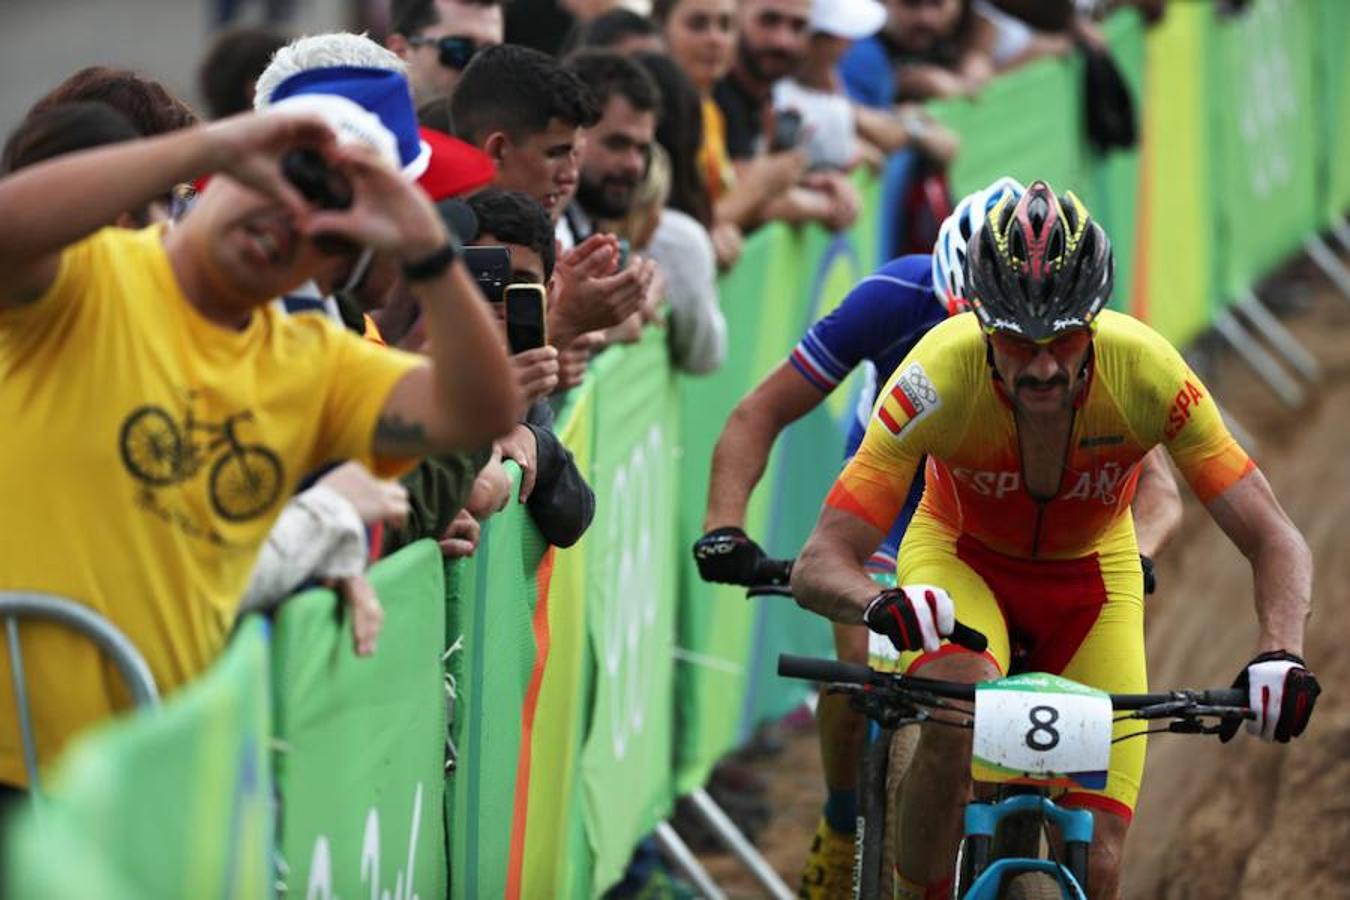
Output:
(778, 651), (1249, 899)
(119, 398), (283, 521)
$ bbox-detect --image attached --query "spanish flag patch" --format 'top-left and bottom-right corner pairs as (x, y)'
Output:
(876, 362), (940, 438)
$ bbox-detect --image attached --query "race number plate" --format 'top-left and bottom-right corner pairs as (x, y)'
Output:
(972, 673), (1111, 790)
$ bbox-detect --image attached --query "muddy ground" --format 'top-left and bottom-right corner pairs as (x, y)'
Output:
(695, 264), (1350, 898)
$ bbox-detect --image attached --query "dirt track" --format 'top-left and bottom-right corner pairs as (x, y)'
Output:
(696, 264), (1350, 898)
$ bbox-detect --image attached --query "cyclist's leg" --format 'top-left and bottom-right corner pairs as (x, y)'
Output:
(891, 519), (1011, 898)
(1051, 545), (1146, 899)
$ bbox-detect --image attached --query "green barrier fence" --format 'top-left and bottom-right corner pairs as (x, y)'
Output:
(1209, 0), (1320, 304)
(5, 5), (1346, 896)
(4, 616), (272, 899)
(444, 466), (547, 899)
(272, 541), (447, 900)
(1316, 0), (1350, 224)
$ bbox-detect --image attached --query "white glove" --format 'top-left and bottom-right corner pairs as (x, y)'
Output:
(1246, 658), (1301, 742)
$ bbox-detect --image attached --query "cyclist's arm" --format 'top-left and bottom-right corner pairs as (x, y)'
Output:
(704, 362), (826, 530)
(792, 504), (890, 625)
(1130, 446), (1182, 558)
(1203, 468), (1311, 655)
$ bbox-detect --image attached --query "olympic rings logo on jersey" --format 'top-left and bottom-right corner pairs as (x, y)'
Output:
(877, 362), (942, 438)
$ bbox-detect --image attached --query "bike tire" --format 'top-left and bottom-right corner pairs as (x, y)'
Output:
(999, 871), (1064, 900)
(855, 727), (893, 899)
(209, 444), (283, 521)
(119, 405), (183, 486)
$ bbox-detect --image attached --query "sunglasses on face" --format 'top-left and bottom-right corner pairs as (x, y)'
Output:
(989, 329), (1092, 365)
(408, 35), (482, 71)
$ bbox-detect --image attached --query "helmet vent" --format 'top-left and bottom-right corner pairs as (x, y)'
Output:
(1027, 195), (1050, 234)
(1047, 229), (1064, 265)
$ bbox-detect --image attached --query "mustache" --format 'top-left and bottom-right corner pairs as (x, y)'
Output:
(1015, 373), (1069, 391)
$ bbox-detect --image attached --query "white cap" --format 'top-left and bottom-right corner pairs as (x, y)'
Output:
(267, 93), (401, 172)
(811, 0), (887, 40)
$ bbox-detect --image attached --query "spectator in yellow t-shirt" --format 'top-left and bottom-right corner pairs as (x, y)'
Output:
(0, 97), (522, 789)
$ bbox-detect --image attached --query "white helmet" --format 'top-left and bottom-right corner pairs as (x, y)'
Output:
(933, 177), (1024, 315)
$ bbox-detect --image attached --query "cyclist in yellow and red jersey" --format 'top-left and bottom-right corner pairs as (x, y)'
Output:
(790, 182), (1320, 899)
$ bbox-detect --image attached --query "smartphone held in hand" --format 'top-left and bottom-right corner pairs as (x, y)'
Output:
(462, 245), (511, 302)
(504, 283), (548, 354)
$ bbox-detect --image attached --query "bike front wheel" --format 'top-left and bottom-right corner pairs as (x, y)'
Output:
(1000, 871), (1064, 900)
(209, 445), (283, 521)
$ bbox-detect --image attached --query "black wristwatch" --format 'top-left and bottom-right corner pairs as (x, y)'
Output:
(402, 240), (461, 282)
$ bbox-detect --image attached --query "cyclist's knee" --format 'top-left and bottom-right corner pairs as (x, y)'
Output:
(910, 648), (1000, 684)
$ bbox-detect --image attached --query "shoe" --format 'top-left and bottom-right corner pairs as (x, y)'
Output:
(799, 817), (855, 899)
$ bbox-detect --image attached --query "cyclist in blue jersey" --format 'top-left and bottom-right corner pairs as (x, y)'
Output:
(693, 177), (1184, 896)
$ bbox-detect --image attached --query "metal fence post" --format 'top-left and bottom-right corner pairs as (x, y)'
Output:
(1304, 235), (1350, 301)
(686, 788), (795, 900)
(1234, 290), (1322, 381)
(1211, 311), (1305, 407)
(654, 821), (728, 900)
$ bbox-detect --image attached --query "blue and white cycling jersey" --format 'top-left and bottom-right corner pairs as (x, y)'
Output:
(787, 254), (946, 571)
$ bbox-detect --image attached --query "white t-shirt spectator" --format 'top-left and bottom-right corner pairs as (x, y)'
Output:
(772, 79), (858, 172)
(976, 1), (1036, 68)
(646, 209), (726, 375)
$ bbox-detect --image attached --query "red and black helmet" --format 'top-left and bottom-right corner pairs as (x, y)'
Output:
(966, 180), (1113, 341)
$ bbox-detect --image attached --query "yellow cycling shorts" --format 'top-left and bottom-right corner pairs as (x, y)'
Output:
(895, 514), (1148, 822)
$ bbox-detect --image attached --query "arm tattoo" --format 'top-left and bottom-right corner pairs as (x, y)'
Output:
(375, 413), (429, 452)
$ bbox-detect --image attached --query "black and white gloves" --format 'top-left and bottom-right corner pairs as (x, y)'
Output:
(1219, 650), (1321, 743)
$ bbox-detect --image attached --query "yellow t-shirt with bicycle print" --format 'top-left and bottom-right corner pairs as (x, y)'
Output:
(0, 225), (420, 786)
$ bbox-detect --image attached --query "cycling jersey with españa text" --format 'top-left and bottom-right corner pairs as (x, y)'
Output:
(789, 254), (945, 566)
(827, 310), (1254, 559)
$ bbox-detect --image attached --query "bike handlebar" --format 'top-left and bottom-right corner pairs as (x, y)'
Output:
(949, 620), (988, 654)
(777, 653), (1249, 712)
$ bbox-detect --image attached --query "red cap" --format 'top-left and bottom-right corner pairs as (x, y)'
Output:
(415, 126), (495, 201)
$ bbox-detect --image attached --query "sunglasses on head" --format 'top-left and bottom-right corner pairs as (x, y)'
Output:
(408, 35), (482, 71)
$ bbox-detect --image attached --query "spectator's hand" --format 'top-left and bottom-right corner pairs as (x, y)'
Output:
(604, 312), (645, 346)
(438, 508), (482, 558)
(1071, 15), (1108, 53)
(754, 149), (809, 196)
(513, 346), (560, 405)
(897, 106), (961, 166)
(549, 240), (652, 347)
(318, 461), (409, 527)
(556, 233), (620, 283)
(557, 331), (605, 391)
(303, 144), (446, 260)
(639, 260), (666, 327)
(324, 574), (383, 656)
(710, 222), (744, 271)
(803, 170), (862, 232)
(466, 450), (512, 519)
(497, 423), (540, 503)
(900, 63), (969, 100)
(206, 110), (338, 220)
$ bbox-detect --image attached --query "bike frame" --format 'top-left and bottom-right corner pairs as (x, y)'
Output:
(778, 653), (1247, 900)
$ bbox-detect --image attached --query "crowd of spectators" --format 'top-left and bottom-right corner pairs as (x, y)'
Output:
(0, 0), (1150, 884)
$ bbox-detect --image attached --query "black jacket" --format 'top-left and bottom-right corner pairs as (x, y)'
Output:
(522, 399), (594, 548)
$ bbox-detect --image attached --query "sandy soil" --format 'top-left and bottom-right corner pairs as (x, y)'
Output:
(695, 265), (1350, 898)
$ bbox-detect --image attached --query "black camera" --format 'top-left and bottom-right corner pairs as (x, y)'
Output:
(281, 148), (353, 211)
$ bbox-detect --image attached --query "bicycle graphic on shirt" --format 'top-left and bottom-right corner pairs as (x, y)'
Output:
(118, 396), (283, 522)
